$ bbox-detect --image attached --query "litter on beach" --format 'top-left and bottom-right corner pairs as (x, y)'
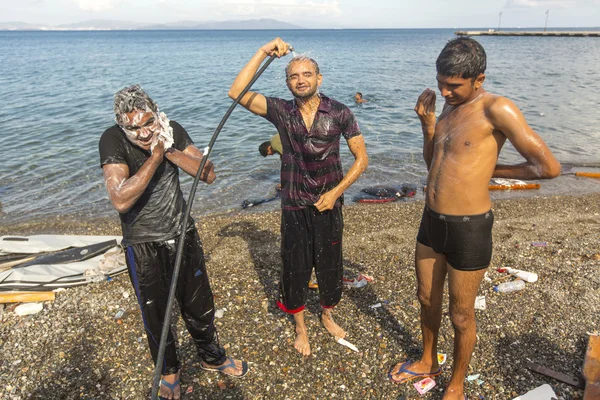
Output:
(414, 377), (436, 394)
(343, 273), (374, 288)
(531, 242), (548, 247)
(336, 337), (359, 352)
(437, 353), (447, 365)
(215, 308), (226, 318)
(475, 296), (486, 310)
(512, 384), (557, 400)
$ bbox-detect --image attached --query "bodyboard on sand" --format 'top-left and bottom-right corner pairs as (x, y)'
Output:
(0, 235), (122, 254)
(7, 239), (117, 270)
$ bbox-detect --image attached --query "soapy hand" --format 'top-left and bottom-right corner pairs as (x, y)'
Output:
(151, 111), (174, 151)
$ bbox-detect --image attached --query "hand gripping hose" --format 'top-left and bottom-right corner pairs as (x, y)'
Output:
(151, 53), (278, 399)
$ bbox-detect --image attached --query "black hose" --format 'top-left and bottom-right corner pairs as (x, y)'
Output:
(151, 54), (278, 400)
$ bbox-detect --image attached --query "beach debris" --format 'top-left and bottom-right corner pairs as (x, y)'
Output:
(336, 337), (359, 352)
(186, 385), (194, 394)
(14, 302), (43, 316)
(343, 273), (374, 288)
(475, 296), (486, 310)
(0, 291), (55, 304)
(215, 308), (227, 318)
(497, 267), (538, 283)
(526, 361), (585, 389)
(114, 308), (126, 322)
(370, 300), (390, 309)
(437, 353), (447, 365)
(494, 280), (526, 293)
(512, 384), (557, 400)
(414, 377), (436, 394)
(531, 242), (548, 247)
(467, 374), (480, 382)
(483, 271), (492, 282)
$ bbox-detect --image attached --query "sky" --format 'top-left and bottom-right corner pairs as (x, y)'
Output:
(1, 0), (599, 28)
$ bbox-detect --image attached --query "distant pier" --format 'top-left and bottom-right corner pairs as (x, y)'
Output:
(455, 31), (600, 37)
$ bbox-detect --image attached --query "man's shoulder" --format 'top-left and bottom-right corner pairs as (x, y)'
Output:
(483, 93), (519, 120)
(322, 95), (353, 114)
(100, 124), (124, 142)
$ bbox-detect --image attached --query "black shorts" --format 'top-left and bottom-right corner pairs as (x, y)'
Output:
(278, 207), (344, 313)
(416, 206), (494, 271)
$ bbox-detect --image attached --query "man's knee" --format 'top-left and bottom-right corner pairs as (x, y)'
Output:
(417, 289), (436, 309)
(449, 307), (475, 333)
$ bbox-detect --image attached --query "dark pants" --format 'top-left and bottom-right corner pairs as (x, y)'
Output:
(278, 207), (344, 313)
(125, 229), (226, 375)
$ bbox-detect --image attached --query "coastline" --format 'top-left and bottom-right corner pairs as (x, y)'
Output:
(1, 193), (599, 399)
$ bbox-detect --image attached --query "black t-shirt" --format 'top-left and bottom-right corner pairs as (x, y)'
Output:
(98, 121), (194, 245)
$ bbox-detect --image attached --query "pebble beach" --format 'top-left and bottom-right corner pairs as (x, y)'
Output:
(0, 193), (599, 400)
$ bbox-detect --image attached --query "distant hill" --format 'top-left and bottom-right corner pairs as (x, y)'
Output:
(0, 18), (303, 31)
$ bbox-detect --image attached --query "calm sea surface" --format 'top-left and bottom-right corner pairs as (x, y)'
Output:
(1, 29), (599, 224)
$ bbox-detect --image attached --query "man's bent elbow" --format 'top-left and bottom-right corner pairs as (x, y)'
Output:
(542, 160), (561, 179)
(228, 88), (238, 100)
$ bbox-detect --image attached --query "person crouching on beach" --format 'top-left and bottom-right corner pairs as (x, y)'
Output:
(229, 38), (368, 356)
(99, 85), (247, 400)
(387, 38), (560, 399)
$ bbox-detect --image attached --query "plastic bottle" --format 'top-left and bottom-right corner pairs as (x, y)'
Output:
(498, 267), (538, 283)
(494, 279), (526, 293)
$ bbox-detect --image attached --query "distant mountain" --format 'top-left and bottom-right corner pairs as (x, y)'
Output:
(142, 18), (303, 30)
(0, 18), (303, 31)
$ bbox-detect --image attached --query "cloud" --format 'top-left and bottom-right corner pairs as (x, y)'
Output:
(76, 0), (115, 12)
(220, 0), (341, 17)
(506, 0), (600, 8)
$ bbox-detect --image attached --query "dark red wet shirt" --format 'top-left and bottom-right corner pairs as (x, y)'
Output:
(264, 94), (362, 210)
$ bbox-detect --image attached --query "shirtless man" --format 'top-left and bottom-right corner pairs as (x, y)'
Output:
(388, 38), (560, 399)
(229, 38), (368, 356)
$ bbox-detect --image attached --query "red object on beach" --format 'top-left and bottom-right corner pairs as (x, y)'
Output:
(488, 183), (541, 190)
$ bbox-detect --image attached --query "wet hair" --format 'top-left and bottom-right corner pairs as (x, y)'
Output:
(285, 56), (320, 78)
(259, 141), (271, 157)
(113, 85), (159, 125)
(436, 38), (487, 80)
(356, 92), (363, 98)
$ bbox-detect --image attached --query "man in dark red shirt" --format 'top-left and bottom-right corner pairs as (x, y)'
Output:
(229, 38), (368, 356)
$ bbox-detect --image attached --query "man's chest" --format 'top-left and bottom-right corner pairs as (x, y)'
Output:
(434, 107), (494, 152)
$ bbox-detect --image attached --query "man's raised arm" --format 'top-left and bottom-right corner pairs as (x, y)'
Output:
(103, 141), (165, 214)
(414, 89), (437, 170)
(228, 37), (291, 117)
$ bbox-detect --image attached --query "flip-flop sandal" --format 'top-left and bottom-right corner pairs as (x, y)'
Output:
(201, 356), (249, 378)
(388, 361), (442, 384)
(158, 379), (180, 400)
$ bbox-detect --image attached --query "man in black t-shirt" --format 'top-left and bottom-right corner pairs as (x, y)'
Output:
(99, 85), (247, 399)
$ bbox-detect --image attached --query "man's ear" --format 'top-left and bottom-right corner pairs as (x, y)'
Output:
(317, 74), (323, 87)
(474, 73), (485, 89)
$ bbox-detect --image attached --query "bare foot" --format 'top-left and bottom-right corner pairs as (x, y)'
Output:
(159, 372), (181, 400)
(293, 311), (311, 356)
(388, 360), (440, 383)
(201, 357), (247, 377)
(321, 309), (346, 339)
(294, 326), (311, 356)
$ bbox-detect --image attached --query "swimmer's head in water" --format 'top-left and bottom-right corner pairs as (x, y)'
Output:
(113, 85), (170, 150)
(355, 92), (363, 99)
(285, 56), (322, 100)
(436, 38), (486, 106)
